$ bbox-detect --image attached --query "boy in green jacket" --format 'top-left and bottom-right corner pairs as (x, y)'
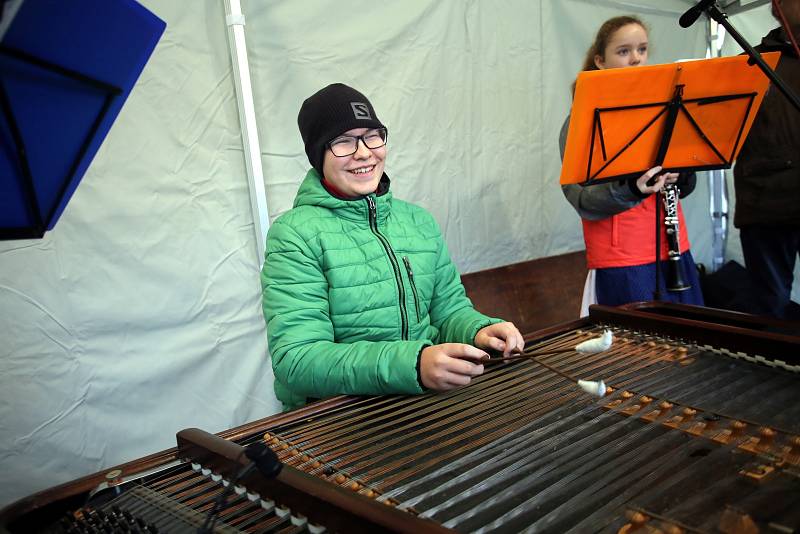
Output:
(261, 83), (524, 410)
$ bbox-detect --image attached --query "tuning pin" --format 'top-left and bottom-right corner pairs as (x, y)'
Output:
(121, 509), (136, 525)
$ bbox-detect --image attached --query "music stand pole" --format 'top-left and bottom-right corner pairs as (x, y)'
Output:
(702, 2), (800, 113)
(654, 191), (663, 301)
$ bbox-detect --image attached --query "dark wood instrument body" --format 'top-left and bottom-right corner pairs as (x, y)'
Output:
(2, 303), (799, 533)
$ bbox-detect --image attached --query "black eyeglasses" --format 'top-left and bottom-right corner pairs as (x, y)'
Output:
(327, 128), (388, 157)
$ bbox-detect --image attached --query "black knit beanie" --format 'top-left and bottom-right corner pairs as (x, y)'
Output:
(297, 83), (386, 175)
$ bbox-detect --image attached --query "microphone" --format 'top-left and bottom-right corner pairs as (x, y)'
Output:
(679, 0), (716, 28)
(244, 442), (283, 478)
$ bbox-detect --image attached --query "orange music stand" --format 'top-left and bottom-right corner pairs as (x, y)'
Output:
(559, 52), (780, 185)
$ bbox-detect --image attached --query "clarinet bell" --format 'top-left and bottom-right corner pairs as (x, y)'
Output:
(666, 257), (691, 292)
(662, 184), (691, 293)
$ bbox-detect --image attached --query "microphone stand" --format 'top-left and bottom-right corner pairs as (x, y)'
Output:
(686, 1), (800, 113)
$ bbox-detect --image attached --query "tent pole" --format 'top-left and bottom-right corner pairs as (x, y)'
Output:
(224, 0), (270, 265)
(706, 16), (729, 272)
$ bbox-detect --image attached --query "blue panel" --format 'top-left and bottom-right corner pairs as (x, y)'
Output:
(0, 101), (27, 227)
(0, 0), (166, 235)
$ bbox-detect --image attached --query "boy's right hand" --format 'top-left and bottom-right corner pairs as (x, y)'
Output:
(420, 343), (488, 391)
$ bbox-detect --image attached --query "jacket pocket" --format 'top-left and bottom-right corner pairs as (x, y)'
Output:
(402, 256), (421, 323)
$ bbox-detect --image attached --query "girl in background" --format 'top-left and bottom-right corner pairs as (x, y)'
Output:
(559, 16), (704, 313)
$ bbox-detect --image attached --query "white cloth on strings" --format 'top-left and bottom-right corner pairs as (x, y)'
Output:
(579, 269), (597, 318)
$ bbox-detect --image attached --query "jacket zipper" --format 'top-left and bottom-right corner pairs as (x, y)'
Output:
(367, 196), (408, 340)
(402, 256), (421, 322)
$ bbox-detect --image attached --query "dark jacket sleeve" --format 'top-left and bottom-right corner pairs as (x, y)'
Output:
(559, 114), (646, 221)
(676, 172), (696, 198)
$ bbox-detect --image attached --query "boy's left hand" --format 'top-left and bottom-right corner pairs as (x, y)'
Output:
(474, 321), (524, 357)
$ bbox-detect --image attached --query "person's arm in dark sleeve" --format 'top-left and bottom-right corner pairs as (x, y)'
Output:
(676, 171), (696, 198)
(559, 114), (645, 220)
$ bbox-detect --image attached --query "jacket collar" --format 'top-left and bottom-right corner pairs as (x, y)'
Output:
(294, 168), (393, 223)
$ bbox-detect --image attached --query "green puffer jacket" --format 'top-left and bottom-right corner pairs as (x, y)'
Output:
(261, 169), (500, 410)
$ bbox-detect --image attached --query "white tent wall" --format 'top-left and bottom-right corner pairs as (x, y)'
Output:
(247, 0), (708, 274)
(0, 0), (278, 507)
(0, 0), (736, 509)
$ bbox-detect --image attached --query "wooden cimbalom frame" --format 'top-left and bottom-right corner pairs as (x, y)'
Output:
(2, 303), (799, 533)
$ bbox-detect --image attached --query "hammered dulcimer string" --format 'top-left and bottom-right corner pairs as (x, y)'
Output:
(114, 483), (244, 532)
(271, 356), (539, 451)
(456, 427), (720, 533)
(384, 400), (606, 505)
(271, 327), (593, 446)
(369, 388), (591, 489)
(290, 326), (648, 474)
(271, 327), (598, 452)
(368, 338), (700, 492)
(272, 327), (602, 453)
(613, 332), (800, 434)
(278, 366), (580, 492)
(280, 362), (608, 492)
(356, 375), (589, 480)
(274, 326), (712, 494)
(125, 333), (582, 527)
(268, 327), (694, 491)
(291, 346), (600, 468)
(442, 360), (780, 532)
(362, 336), (680, 490)
(558, 421), (760, 534)
(270, 340), (593, 464)
(416, 408), (682, 526)
(107, 487), (216, 532)
(271, 364), (546, 472)
(638, 348), (800, 434)
(276, 364), (568, 486)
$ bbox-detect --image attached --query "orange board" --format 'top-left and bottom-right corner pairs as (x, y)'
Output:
(559, 52), (780, 185)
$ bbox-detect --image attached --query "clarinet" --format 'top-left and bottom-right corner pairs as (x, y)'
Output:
(663, 183), (691, 292)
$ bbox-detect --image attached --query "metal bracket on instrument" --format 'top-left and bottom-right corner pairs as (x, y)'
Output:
(618, 507), (694, 534)
(739, 463), (776, 482)
(718, 506), (760, 533)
